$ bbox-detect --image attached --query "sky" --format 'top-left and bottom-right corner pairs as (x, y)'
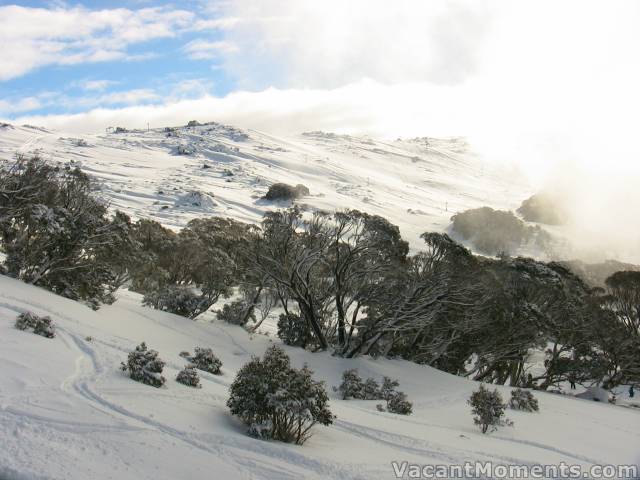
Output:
(1, 0), (640, 185)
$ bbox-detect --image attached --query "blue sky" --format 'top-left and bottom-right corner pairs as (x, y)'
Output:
(0, 1), (248, 116)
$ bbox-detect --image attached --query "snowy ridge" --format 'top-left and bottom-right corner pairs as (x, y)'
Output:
(1, 275), (639, 480)
(0, 123), (528, 249)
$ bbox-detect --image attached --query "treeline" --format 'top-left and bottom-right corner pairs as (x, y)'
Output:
(1, 156), (638, 390)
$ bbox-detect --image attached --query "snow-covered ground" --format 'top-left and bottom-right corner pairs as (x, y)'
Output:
(0, 123), (528, 250)
(1, 275), (639, 480)
(1, 122), (639, 479)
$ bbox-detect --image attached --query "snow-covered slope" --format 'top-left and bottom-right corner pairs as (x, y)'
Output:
(1, 275), (639, 480)
(0, 123), (528, 249)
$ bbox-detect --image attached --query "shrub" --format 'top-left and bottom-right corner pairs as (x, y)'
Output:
(334, 369), (365, 400)
(187, 120), (200, 127)
(142, 285), (209, 319)
(277, 313), (309, 347)
(363, 377), (381, 400)
(509, 388), (539, 412)
(15, 312), (55, 338)
(121, 342), (166, 388)
(227, 345), (334, 444)
(176, 144), (196, 156)
(186, 347), (222, 375)
(217, 300), (255, 326)
(379, 376), (400, 401)
(468, 385), (512, 433)
(263, 183), (310, 201)
(176, 365), (201, 388)
(386, 392), (413, 415)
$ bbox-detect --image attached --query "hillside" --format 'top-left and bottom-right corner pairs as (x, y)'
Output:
(0, 122), (528, 250)
(1, 275), (639, 480)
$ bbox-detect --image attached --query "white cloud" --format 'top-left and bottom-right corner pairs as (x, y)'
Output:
(80, 80), (119, 91)
(0, 5), (195, 80)
(183, 39), (239, 60)
(0, 96), (42, 114)
(214, 0), (493, 89)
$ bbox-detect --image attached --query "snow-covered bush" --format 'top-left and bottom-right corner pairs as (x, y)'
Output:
(176, 365), (201, 388)
(120, 342), (166, 388)
(468, 385), (512, 433)
(277, 313), (309, 347)
(142, 285), (207, 319)
(263, 183), (310, 201)
(216, 300), (254, 326)
(509, 388), (539, 412)
(176, 144), (196, 156)
(379, 376), (400, 401)
(334, 370), (407, 410)
(363, 377), (381, 400)
(185, 347), (223, 375)
(174, 191), (216, 209)
(227, 345), (334, 445)
(385, 392), (413, 415)
(15, 312), (55, 338)
(334, 369), (365, 400)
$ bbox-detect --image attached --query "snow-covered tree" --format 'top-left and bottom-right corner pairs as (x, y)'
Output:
(379, 376), (400, 401)
(334, 369), (365, 400)
(0, 156), (135, 308)
(227, 345), (334, 444)
(363, 377), (381, 400)
(185, 347), (222, 375)
(15, 312), (55, 338)
(176, 365), (201, 388)
(385, 391), (413, 415)
(468, 385), (512, 433)
(509, 388), (539, 412)
(216, 299), (255, 326)
(121, 342), (166, 388)
(277, 313), (310, 348)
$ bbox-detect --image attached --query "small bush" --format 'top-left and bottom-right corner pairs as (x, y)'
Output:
(176, 144), (196, 156)
(379, 376), (400, 401)
(185, 347), (222, 375)
(15, 312), (55, 338)
(217, 300), (254, 326)
(509, 388), (539, 412)
(334, 369), (365, 400)
(227, 345), (334, 444)
(263, 183), (310, 201)
(468, 385), (512, 433)
(363, 377), (381, 400)
(142, 285), (207, 319)
(277, 313), (309, 347)
(176, 365), (201, 388)
(386, 392), (413, 415)
(121, 342), (166, 388)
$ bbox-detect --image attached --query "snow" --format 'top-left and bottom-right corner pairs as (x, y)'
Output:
(1, 275), (639, 480)
(0, 123), (529, 250)
(1, 122), (639, 479)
